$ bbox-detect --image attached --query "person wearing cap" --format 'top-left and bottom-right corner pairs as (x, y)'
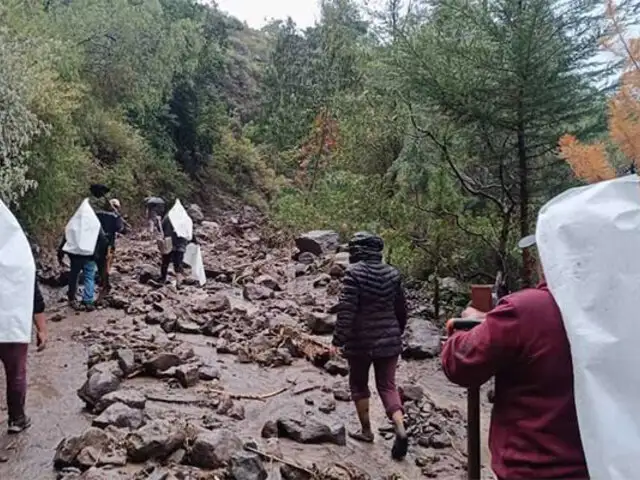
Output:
(158, 209), (190, 285)
(441, 235), (588, 480)
(331, 232), (409, 460)
(94, 199), (126, 303)
(145, 196), (165, 237)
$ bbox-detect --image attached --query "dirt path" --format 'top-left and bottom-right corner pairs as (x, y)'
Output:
(1, 210), (494, 479)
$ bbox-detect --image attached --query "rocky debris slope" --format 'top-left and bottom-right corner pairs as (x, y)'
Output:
(42, 205), (478, 479)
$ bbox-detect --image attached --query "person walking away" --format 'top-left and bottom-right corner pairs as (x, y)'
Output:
(159, 213), (188, 285)
(441, 236), (588, 480)
(145, 197), (165, 237)
(331, 232), (409, 460)
(0, 201), (48, 434)
(94, 199), (125, 303)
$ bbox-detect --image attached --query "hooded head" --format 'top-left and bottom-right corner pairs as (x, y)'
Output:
(348, 231), (384, 264)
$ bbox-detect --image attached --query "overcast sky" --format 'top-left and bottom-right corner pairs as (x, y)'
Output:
(215, 0), (320, 29)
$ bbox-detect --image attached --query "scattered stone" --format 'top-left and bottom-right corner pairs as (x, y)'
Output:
(280, 464), (312, 480)
(175, 319), (202, 334)
(138, 264), (158, 285)
(125, 420), (186, 462)
(255, 274), (282, 291)
(174, 363), (200, 388)
(261, 421), (278, 439)
(187, 203), (204, 223)
(228, 403), (245, 420)
(418, 433), (452, 449)
(144, 353), (182, 375)
(76, 442), (127, 469)
(332, 382), (351, 402)
(318, 398), (336, 414)
(313, 274), (332, 288)
(402, 319), (442, 360)
(166, 448), (186, 465)
(87, 361), (123, 379)
(324, 358), (348, 376)
(95, 389), (146, 413)
(77, 372), (121, 408)
(304, 312), (335, 334)
(194, 293), (231, 313)
(297, 252), (316, 265)
(54, 427), (113, 469)
(145, 310), (176, 326)
(50, 313), (65, 323)
(217, 395), (234, 415)
(242, 284), (273, 301)
(93, 402), (145, 429)
(295, 231), (340, 256)
(115, 349), (136, 375)
(230, 451), (267, 480)
(400, 384), (425, 403)
(189, 430), (242, 469)
(276, 418), (346, 446)
(198, 365), (220, 381)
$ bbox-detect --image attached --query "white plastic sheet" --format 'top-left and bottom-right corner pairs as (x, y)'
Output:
(0, 200), (36, 343)
(167, 199), (193, 241)
(536, 174), (640, 480)
(63, 198), (101, 256)
(184, 243), (206, 286)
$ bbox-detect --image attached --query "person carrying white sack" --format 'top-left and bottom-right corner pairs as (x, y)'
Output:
(0, 201), (48, 434)
(158, 199), (198, 285)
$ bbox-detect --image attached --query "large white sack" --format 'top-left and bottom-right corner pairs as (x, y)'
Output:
(0, 200), (36, 343)
(63, 198), (101, 256)
(184, 243), (206, 286)
(167, 199), (193, 241)
(536, 174), (640, 480)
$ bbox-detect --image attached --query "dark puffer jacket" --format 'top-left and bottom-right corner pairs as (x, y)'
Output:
(332, 233), (408, 359)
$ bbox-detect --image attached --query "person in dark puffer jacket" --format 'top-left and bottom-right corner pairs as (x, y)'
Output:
(331, 232), (409, 460)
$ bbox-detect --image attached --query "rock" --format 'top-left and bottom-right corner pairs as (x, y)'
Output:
(318, 398), (336, 414)
(145, 310), (177, 326)
(138, 264), (158, 285)
(125, 420), (186, 462)
(332, 381), (351, 402)
(328, 264), (345, 278)
(106, 295), (130, 310)
(189, 430), (242, 469)
(230, 451), (267, 480)
(418, 433), (451, 449)
(95, 389), (146, 413)
(280, 464), (312, 480)
(115, 349), (136, 375)
(228, 403), (245, 420)
(304, 312), (335, 334)
(144, 353), (182, 375)
(332, 252), (350, 269)
(54, 427), (113, 469)
(80, 467), (127, 480)
(187, 203), (204, 223)
(198, 365), (220, 381)
(76, 443), (127, 469)
(324, 359), (348, 376)
(261, 420), (278, 439)
(175, 319), (202, 334)
(174, 363), (200, 388)
(295, 231), (340, 256)
(276, 418), (346, 446)
(167, 448), (186, 465)
(77, 372), (121, 408)
(217, 395), (234, 415)
(194, 293), (231, 313)
(242, 284), (273, 301)
(87, 361), (123, 379)
(297, 252), (316, 265)
(313, 274), (332, 288)
(402, 319), (441, 360)
(255, 274), (282, 291)
(399, 384), (424, 403)
(93, 402), (145, 429)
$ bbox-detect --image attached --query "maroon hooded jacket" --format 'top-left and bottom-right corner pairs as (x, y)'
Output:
(441, 284), (588, 480)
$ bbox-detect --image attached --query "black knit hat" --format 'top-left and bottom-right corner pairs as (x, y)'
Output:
(349, 231), (384, 252)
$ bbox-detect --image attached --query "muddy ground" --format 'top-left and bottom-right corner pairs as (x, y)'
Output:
(0, 206), (493, 480)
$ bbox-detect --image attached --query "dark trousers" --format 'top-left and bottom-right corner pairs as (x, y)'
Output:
(348, 355), (403, 418)
(160, 250), (185, 281)
(0, 343), (29, 422)
(68, 255), (96, 303)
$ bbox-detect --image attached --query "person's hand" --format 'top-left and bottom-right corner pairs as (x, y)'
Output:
(36, 327), (48, 352)
(461, 306), (486, 320)
(329, 345), (342, 357)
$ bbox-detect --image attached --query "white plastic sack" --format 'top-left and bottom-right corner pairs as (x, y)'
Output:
(184, 243), (206, 286)
(0, 200), (36, 343)
(167, 199), (193, 241)
(63, 198), (101, 256)
(536, 174), (640, 480)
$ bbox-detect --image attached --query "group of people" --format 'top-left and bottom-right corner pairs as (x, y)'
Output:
(331, 232), (587, 478)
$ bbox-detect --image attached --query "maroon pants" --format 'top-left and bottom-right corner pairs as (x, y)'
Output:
(348, 355), (403, 418)
(0, 343), (28, 422)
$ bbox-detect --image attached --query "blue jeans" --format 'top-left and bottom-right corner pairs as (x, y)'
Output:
(82, 261), (96, 304)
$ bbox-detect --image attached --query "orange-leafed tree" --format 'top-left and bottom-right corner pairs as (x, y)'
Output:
(559, 0), (640, 182)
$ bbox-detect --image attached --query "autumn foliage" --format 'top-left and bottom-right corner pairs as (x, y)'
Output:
(558, 0), (640, 183)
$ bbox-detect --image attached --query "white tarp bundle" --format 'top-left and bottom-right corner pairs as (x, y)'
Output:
(167, 199), (193, 241)
(63, 198), (101, 256)
(536, 174), (640, 480)
(0, 200), (36, 343)
(184, 243), (206, 286)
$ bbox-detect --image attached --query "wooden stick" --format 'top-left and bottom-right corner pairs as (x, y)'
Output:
(244, 445), (314, 475)
(206, 386), (288, 401)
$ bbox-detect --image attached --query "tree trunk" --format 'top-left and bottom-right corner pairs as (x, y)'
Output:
(517, 124), (533, 286)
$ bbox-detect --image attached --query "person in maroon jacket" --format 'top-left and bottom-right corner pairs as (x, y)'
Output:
(441, 236), (588, 480)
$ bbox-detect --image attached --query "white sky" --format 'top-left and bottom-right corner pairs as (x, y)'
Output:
(215, 0), (320, 29)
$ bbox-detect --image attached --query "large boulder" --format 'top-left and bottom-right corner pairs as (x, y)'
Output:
(125, 420), (186, 462)
(230, 450), (267, 480)
(402, 319), (441, 360)
(54, 427), (113, 469)
(295, 231), (340, 256)
(92, 402), (145, 429)
(304, 312), (336, 334)
(189, 430), (242, 469)
(94, 389), (146, 414)
(77, 372), (121, 408)
(187, 204), (205, 224)
(276, 418), (346, 446)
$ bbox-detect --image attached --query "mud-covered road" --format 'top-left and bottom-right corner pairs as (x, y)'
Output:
(0, 206), (493, 480)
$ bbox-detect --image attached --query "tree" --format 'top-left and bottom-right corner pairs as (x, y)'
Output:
(384, 0), (630, 284)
